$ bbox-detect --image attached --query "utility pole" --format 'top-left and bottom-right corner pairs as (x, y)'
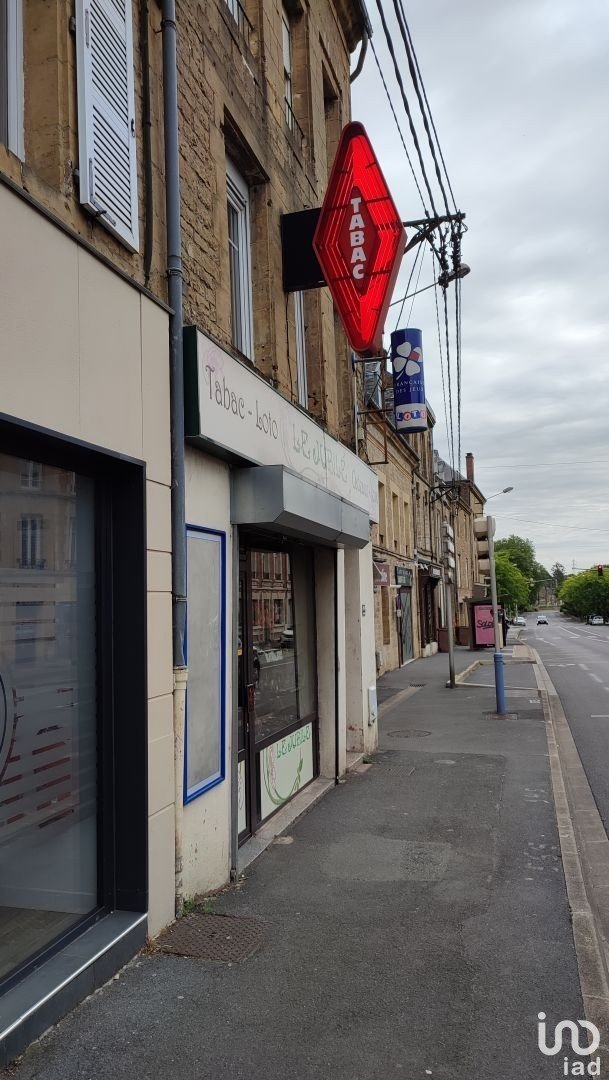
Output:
(488, 516), (506, 715)
(474, 515), (505, 715)
(442, 521), (456, 689)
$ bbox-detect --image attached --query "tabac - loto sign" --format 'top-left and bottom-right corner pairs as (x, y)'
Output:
(313, 122), (406, 355)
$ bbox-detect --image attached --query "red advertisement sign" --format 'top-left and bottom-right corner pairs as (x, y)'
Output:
(474, 604), (495, 646)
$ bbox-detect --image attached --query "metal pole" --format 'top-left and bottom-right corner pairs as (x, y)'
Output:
(445, 574), (456, 688)
(488, 515), (506, 715)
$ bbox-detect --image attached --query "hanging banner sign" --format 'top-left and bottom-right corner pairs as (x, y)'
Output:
(391, 328), (428, 433)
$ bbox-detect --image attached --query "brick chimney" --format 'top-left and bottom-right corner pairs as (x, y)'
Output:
(466, 452), (475, 483)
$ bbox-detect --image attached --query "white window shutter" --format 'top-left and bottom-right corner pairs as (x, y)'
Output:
(75, 0), (139, 251)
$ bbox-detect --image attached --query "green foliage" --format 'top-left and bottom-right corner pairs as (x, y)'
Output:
(494, 552), (530, 614)
(558, 571), (609, 620)
(494, 534), (550, 605)
(551, 562), (567, 588)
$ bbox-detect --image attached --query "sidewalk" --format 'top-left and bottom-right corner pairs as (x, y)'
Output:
(2, 648), (586, 1079)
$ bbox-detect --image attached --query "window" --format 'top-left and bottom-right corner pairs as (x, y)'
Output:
(1, 0), (23, 157)
(19, 514), (43, 569)
(273, 598), (284, 625)
(294, 291), (308, 408)
(226, 159), (254, 359)
(381, 587), (391, 645)
(185, 528), (226, 800)
(262, 553), (270, 579)
(224, 0), (252, 41)
(75, 0), (139, 250)
(392, 493), (400, 552)
(274, 553), (283, 579)
(252, 599), (261, 626)
(282, 8), (293, 131)
(20, 460), (42, 490)
(403, 501), (410, 554)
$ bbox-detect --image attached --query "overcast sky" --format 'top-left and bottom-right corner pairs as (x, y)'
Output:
(352, 0), (609, 572)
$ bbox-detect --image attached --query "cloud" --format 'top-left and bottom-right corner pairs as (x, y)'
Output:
(353, 0), (609, 568)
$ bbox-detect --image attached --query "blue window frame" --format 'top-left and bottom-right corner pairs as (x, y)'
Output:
(184, 526), (226, 802)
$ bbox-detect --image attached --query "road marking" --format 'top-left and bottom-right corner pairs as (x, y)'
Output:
(579, 663), (590, 671)
(577, 626), (609, 643)
(591, 715), (609, 718)
(560, 627), (580, 638)
(589, 673), (603, 683)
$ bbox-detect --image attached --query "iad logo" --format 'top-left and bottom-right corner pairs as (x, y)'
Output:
(538, 1013), (601, 1075)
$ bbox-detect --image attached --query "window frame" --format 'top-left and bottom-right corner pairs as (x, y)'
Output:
(1, 0), (24, 159)
(226, 159), (254, 361)
(294, 290), (308, 409)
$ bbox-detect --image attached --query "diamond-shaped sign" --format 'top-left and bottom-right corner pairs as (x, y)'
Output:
(313, 122), (406, 354)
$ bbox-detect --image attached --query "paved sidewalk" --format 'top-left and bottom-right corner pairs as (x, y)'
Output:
(3, 650), (584, 1079)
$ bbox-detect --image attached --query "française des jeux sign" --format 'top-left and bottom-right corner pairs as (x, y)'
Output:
(313, 122), (406, 355)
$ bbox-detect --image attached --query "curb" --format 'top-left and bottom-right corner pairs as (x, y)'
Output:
(532, 647), (609, 1053)
(454, 657), (482, 685)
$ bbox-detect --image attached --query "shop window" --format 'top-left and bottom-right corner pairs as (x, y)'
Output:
(20, 459), (41, 490)
(185, 527), (226, 800)
(226, 158), (254, 360)
(273, 598), (284, 625)
(0, 456), (97, 982)
(294, 291), (308, 408)
(75, 0), (139, 250)
(381, 587), (391, 645)
(19, 513), (43, 568)
(0, 0), (24, 158)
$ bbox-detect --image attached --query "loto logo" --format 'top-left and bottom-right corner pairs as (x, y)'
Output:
(538, 1013), (601, 1075)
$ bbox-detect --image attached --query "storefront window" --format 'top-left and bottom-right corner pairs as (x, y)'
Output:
(252, 550), (297, 745)
(0, 454), (97, 982)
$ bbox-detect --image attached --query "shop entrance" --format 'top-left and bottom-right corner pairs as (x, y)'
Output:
(237, 544), (317, 843)
(399, 587), (414, 663)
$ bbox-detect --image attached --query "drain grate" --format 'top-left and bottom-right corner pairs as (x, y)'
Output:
(484, 712), (518, 721)
(156, 913), (263, 963)
(409, 682), (426, 688)
(387, 729), (431, 738)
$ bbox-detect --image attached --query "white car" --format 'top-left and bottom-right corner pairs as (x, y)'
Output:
(536, 615), (548, 625)
(590, 616), (604, 626)
(514, 616), (526, 627)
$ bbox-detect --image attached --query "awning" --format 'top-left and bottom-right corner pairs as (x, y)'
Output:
(231, 465), (370, 548)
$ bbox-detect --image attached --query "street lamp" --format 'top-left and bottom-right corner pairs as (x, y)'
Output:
(486, 487), (514, 500)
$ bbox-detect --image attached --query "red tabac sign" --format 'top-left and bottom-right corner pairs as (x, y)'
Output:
(313, 122), (406, 354)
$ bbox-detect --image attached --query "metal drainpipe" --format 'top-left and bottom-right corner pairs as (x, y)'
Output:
(161, 0), (188, 920)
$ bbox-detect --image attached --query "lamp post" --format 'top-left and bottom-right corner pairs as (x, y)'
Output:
(486, 487), (514, 500)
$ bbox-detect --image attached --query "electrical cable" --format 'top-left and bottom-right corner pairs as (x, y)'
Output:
(391, 0), (452, 217)
(406, 241), (426, 326)
(369, 37), (429, 218)
(398, 0), (458, 213)
(433, 278), (451, 473)
(439, 232), (456, 475)
(498, 516), (609, 534)
(477, 459), (609, 469)
(374, 0), (439, 218)
(393, 240), (424, 330)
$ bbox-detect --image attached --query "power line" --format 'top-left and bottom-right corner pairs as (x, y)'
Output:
(369, 37), (429, 217)
(498, 515), (609, 534)
(406, 241), (426, 324)
(393, 240), (424, 330)
(398, 0), (458, 212)
(391, 0), (453, 217)
(374, 0), (439, 218)
(476, 459), (609, 469)
(433, 279), (451, 466)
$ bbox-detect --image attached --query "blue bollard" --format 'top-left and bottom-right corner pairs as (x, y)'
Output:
(494, 651), (506, 715)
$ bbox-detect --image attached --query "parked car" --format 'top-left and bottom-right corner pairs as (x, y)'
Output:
(514, 615), (527, 627)
(589, 615), (604, 626)
(536, 615), (548, 625)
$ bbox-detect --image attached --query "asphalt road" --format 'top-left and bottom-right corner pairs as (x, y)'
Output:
(522, 608), (609, 832)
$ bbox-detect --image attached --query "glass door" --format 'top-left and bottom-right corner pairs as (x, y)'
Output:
(400, 587), (414, 662)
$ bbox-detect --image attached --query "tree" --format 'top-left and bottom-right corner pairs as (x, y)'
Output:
(559, 571), (609, 621)
(494, 534), (549, 605)
(551, 562), (566, 589)
(494, 552), (530, 615)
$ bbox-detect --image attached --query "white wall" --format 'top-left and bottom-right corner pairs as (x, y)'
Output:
(345, 544), (377, 755)
(183, 446), (233, 896)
